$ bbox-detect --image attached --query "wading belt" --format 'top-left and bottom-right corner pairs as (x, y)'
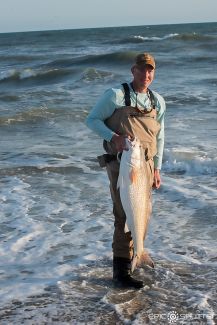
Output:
(97, 153), (122, 167)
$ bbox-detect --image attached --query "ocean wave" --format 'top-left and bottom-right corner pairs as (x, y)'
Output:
(0, 106), (88, 126)
(119, 33), (179, 44)
(0, 55), (44, 62)
(0, 94), (20, 102)
(0, 165), (83, 177)
(165, 93), (208, 106)
(203, 78), (217, 86)
(190, 56), (217, 64)
(46, 51), (139, 69)
(0, 52), (134, 85)
(173, 32), (215, 41)
(81, 68), (114, 82)
(163, 149), (217, 175)
(0, 67), (73, 84)
(0, 107), (60, 125)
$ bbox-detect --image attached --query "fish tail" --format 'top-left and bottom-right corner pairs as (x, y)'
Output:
(140, 251), (155, 269)
(131, 251), (155, 272)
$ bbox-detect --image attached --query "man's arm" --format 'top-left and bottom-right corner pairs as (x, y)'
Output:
(86, 89), (117, 141)
(153, 94), (166, 189)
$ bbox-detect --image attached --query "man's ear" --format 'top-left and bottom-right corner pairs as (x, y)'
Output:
(131, 65), (135, 74)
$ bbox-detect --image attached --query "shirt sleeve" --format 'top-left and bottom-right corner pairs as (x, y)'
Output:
(153, 95), (166, 170)
(86, 88), (117, 142)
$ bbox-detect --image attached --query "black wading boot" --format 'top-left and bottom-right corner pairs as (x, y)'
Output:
(113, 256), (144, 289)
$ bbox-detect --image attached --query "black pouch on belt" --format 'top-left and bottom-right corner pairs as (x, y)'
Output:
(97, 154), (118, 167)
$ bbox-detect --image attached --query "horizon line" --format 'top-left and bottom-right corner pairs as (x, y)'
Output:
(0, 20), (216, 35)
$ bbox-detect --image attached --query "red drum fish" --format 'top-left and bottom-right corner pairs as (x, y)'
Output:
(117, 138), (154, 272)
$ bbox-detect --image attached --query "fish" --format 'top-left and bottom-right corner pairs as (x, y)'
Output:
(117, 137), (154, 272)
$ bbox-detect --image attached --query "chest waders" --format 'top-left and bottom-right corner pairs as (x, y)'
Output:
(98, 83), (160, 166)
(99, 83), (161, 288)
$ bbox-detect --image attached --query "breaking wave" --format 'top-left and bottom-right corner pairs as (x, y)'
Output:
(119, 33), (179, 43)
(0, 51), (135, 86)
(163, 149), (217, 176)
(0, 68), (73, 84)
(117, 32), (216, 44)
(81, 68), (114, 82)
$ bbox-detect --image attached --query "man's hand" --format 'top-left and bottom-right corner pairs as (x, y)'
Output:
(153, 169), (161, 189)
(111, 134), (129, 152)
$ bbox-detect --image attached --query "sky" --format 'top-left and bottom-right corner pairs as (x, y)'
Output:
(0, 0), (216, 33)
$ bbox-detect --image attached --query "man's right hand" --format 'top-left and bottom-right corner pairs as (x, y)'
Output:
(111, 134), (129, 152)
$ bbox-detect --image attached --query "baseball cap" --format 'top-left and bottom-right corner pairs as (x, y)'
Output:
(135, 53), (156, 69)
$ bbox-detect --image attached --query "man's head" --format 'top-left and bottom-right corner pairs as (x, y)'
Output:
(131, 53), (156, 91)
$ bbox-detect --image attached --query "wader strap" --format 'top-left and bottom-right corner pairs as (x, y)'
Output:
(122, 83), (131, 106)
(122, 83), (156, 109)
(148, 89), (156, 109)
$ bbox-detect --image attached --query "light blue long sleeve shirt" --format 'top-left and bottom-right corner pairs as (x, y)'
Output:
(86, 83), (166, 169)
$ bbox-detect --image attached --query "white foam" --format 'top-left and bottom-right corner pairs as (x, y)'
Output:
(133, 33), (179, 41)
(55, 264), (74, 276)
(186, 291), (215, 325)
(20, 68), (37, 79)
(83, 254), (99, 261)
(0, 282), (46, 303)
(102, 292), (135, 325)
(163, 148), (217, 175)
(11, 225), (44, 253)
(0, 69), (17, 80)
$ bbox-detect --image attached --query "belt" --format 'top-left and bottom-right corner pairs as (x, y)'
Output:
(97, 153), (122, 167)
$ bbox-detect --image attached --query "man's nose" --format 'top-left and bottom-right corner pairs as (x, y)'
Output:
(144, 70), (150, 78)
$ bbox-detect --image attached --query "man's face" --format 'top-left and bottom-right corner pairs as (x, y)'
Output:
(132, 64), (155, 90)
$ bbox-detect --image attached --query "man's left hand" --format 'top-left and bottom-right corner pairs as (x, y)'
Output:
(153, 169), (161, 189)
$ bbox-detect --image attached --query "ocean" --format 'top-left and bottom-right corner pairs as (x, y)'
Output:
(0, 22), (217, 324)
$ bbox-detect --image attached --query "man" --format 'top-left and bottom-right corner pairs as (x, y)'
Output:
(86, 53), (166, 289)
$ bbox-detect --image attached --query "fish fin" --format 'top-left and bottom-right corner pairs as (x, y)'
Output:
(117, 175), (124, 189)
(131, 255), (139, 273)
(130, 168), (137, 184)
(124, 222), (129, 233)
(117, 175), (120, 189)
